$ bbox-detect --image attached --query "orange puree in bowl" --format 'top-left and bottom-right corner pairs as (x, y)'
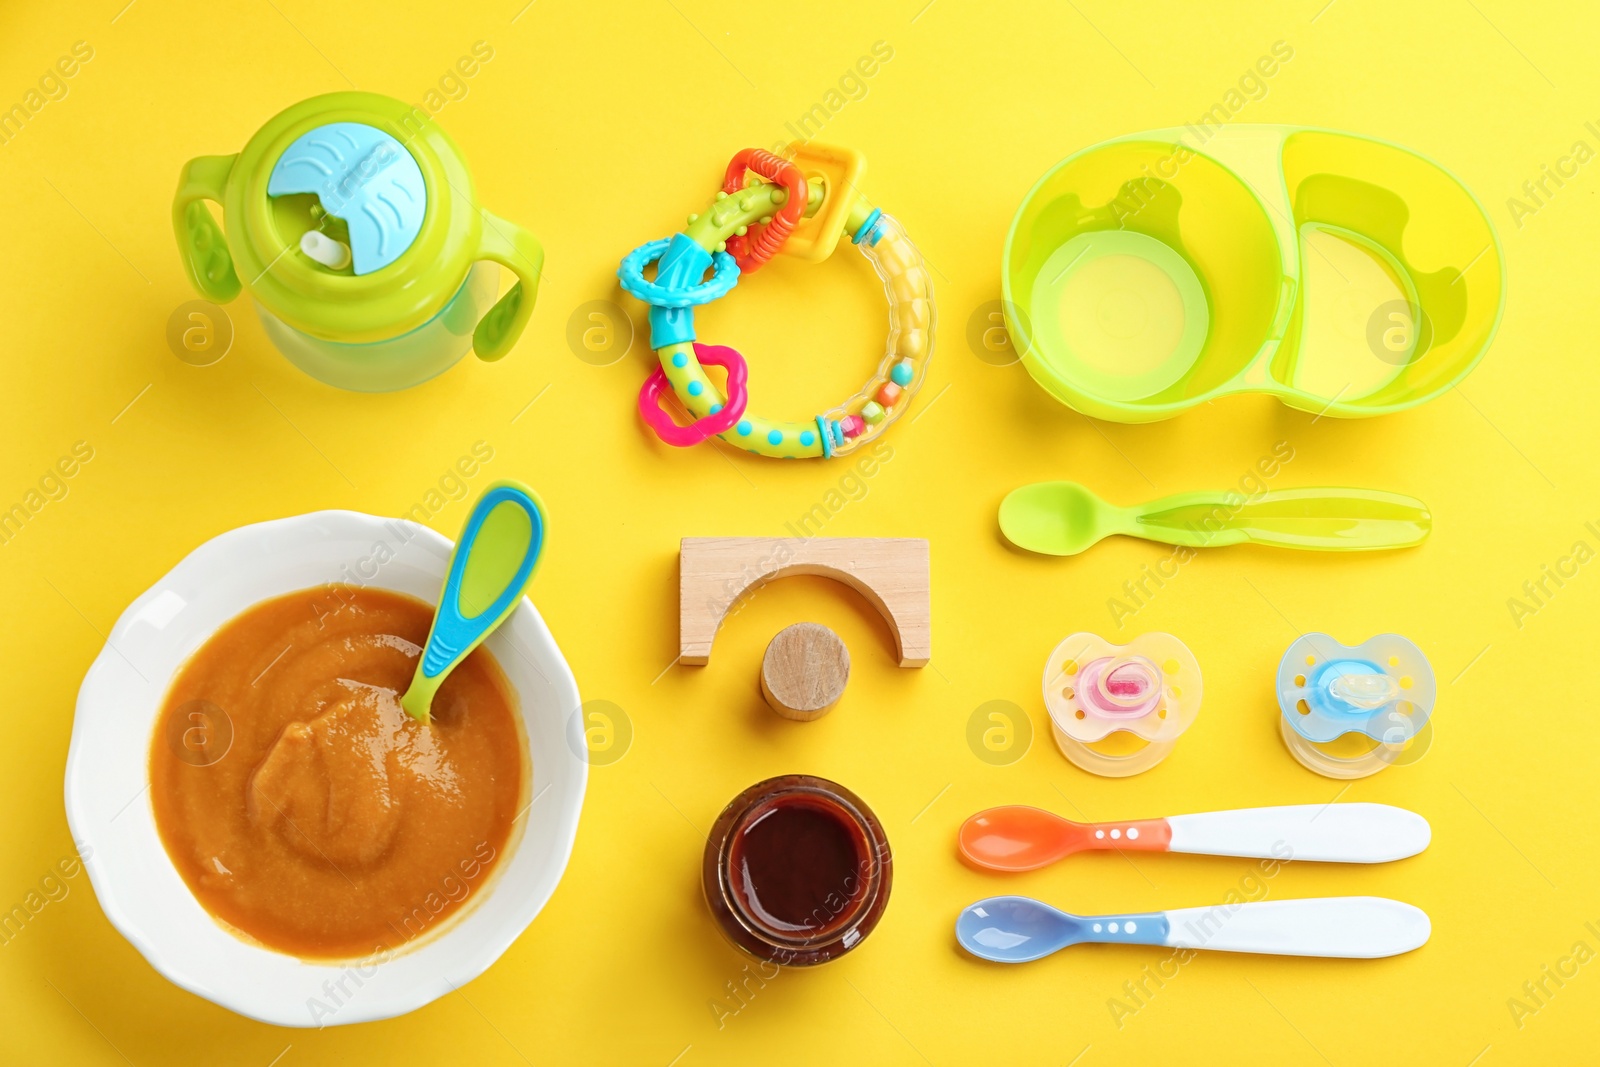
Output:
(149, 586), (526, 959)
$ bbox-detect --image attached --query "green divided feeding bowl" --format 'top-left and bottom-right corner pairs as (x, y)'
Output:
(1002, 126), (1505, 423)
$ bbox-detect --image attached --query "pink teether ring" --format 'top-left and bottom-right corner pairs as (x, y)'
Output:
(639, 343), (749, 447)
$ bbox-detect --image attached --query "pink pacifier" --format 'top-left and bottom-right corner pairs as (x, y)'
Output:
(1042, 632), (1202, 776)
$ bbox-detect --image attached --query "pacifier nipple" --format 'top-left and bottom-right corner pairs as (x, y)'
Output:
(1329, 670), (1399, 709)
(1085, 656), (1162, 717)
(300, 230), (352, 271)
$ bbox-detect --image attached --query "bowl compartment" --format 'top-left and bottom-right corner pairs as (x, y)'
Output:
(1007, 139), (1282, 420)
(1272, 130), (1502, 415)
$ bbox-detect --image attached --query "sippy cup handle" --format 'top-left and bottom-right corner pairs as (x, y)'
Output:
(473, 210), (544, 362)
(172, 154), (241, 303)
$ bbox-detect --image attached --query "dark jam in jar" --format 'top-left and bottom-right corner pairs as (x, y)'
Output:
(704, 775), (891, 966)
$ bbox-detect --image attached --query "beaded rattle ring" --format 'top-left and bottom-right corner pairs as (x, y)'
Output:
(618, 144), (935, 458)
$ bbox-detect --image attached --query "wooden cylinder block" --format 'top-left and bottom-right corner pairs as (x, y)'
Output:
(760, 623), (851, 721)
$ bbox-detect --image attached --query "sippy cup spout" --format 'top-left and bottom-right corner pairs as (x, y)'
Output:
(299, 230), (352, 271)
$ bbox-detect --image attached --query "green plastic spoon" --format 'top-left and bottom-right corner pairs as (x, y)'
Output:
(400, 480), (547, 722)
(999, 482), (1431, 557)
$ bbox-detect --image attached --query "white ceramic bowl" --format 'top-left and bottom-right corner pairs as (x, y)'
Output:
(63, 510), (586, 1027)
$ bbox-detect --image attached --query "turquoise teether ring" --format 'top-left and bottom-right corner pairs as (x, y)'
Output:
(851, 208), (883, 245)
(400, 480), (546, 722)
(816, 415), (836, 458)
(617, 144), (936, 460)
(619, 237), (741, 309)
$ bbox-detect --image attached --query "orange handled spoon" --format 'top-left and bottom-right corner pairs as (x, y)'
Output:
(959, 803), (1430, 872)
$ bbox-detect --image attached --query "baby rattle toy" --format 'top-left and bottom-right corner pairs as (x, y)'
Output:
(618, 144), (934, 459)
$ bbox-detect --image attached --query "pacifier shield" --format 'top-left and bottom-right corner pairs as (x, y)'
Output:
(1278, 633), (1435, 745)
(1043, 632), (1201, 744)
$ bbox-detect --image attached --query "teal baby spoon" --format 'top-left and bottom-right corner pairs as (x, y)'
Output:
(999, 482), (1431, 557)
(401, 480), (547, 722)
(957, 895), (1430, 962)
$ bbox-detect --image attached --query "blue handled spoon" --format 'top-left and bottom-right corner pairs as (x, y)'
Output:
(957, 895), (1430, 962)
(400, 480), (547, 722)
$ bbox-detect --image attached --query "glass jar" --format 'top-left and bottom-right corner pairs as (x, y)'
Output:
(702, 774), (891, 966)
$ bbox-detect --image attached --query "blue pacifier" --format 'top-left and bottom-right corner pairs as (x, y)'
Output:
(1276, 633), (1436, 779)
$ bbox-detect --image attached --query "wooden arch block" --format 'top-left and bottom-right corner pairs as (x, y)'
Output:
(679, 537), (930, 667)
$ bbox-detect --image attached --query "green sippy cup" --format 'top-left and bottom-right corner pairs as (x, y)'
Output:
(172, 92), (543, 392)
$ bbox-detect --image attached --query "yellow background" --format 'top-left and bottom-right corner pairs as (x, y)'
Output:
(1, 0), (1595, 1062)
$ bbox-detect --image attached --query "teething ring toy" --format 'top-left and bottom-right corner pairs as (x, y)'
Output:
(720, 149), (808, 271)
(619, 239), (741, 308)
(639, 343), (750, 447)
(617, 142), (935, 460)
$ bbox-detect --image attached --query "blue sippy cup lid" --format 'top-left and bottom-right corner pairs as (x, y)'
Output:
(267, 122), (427, 274)
(1277, 633), (1435, 745)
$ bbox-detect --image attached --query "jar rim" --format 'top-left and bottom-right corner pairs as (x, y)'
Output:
(723, 785), (881, 947)
(703, 774), (892, 966)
